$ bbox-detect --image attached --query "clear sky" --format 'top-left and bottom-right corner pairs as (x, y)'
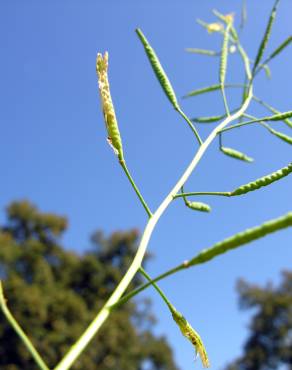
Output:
(0, 0), (291, 369)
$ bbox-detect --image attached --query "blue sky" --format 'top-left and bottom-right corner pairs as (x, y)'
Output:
(0, 0), (291, 369)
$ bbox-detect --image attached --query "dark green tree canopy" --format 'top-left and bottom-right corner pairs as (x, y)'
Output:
(0, 200), (178, 370)
(225, 272), (292, 370)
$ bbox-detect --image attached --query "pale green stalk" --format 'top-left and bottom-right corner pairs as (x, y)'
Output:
(0, 282), (49, 370)
(54, 86), (253, 370)
(119, 160), (152, 218)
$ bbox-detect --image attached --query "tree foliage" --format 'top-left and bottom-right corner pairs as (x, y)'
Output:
(225, 272), (292, 370)
(0, 200), (178, 370)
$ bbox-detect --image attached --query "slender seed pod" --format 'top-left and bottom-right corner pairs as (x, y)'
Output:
(136, 29), (179, 110)
(265, 35), (292, 64)
(240, 0), (247, 29)
(185, 48), (219, 56)
(237, 111), (292, 127)
(252, 0), (280, 74)
(264, 124), (292, 145)
(191, 114), (227, 123)
(220, 146), (254, 162)
(231, 162), (292, 196)
(188, 212), (292, 266)
(171, 308), (210, 368)
(268, 111), (292, 121)
(253, 96), (292, 129)
(186, 200), (211, 213)
(220, 21), (232, 115)
(96, 52), (124, 160)
(220, 23), (230, 87)
(184, 83), (243, 98)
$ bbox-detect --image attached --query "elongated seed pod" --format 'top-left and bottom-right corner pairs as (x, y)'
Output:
(253, 96), (292, 129)
(220, 21), (232, 115)
(265, 35), (292, 63)
(184, 83), (243, 98)
(252, 0), (280, 74)
(188, 212), (292, 266)
(231, 162), (292, 196)
(192, 114), (227, 123)
(185, 48), (219, 56)
(240, 0), (247, 29)
(96, 52), (124, 160)
(238, 111), (292, 127)
(220, 22), (231, 87)
(136, 29), (179, 110)
(186, 200), (211, 212)
(171, 308), (210, 368)
(220, 146), (254, 162)
(265, 125), (292, 145)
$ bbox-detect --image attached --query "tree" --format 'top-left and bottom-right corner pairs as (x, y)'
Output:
(225, 272), (292, 370)
(0, 200), (178, 370)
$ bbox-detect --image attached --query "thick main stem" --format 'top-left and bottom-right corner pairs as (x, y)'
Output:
(54, 88), (253, 370)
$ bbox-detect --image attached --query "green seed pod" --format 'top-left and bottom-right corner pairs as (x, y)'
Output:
(185, 48), (219, 56)
(264, 125), (292, 145)
(189, 212), (292, 266)
(220, 146), (254, 162)
(252, 0), (280, 74)
(192, 114), (226, 123)
(171, 308), (210, 368)
(266, 35), (292, 63)
(231, 162), (292, 196)
(96, 52), (124, 160)
(136, 29), (179, 110)
(268, 111), (292, 121)
(220, 21), (231, 87)
(253, 96), (292, 129)
(186, 200), (211, 213)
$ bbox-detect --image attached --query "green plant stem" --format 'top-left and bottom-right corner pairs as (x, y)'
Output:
(120, 160), (152, 218)
(115, 212), (292, 307)
(54, 86), (253, 370)
(0, 282), (49, 370)
(139, 267), (172, 310)
(174, 191), (231, 198)
(219, 116), (264, 133)
(176, 107), (203, 145)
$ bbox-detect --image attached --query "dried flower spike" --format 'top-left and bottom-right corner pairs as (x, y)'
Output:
(171, 308), (210, 368)
(96, 52), (124, 161)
